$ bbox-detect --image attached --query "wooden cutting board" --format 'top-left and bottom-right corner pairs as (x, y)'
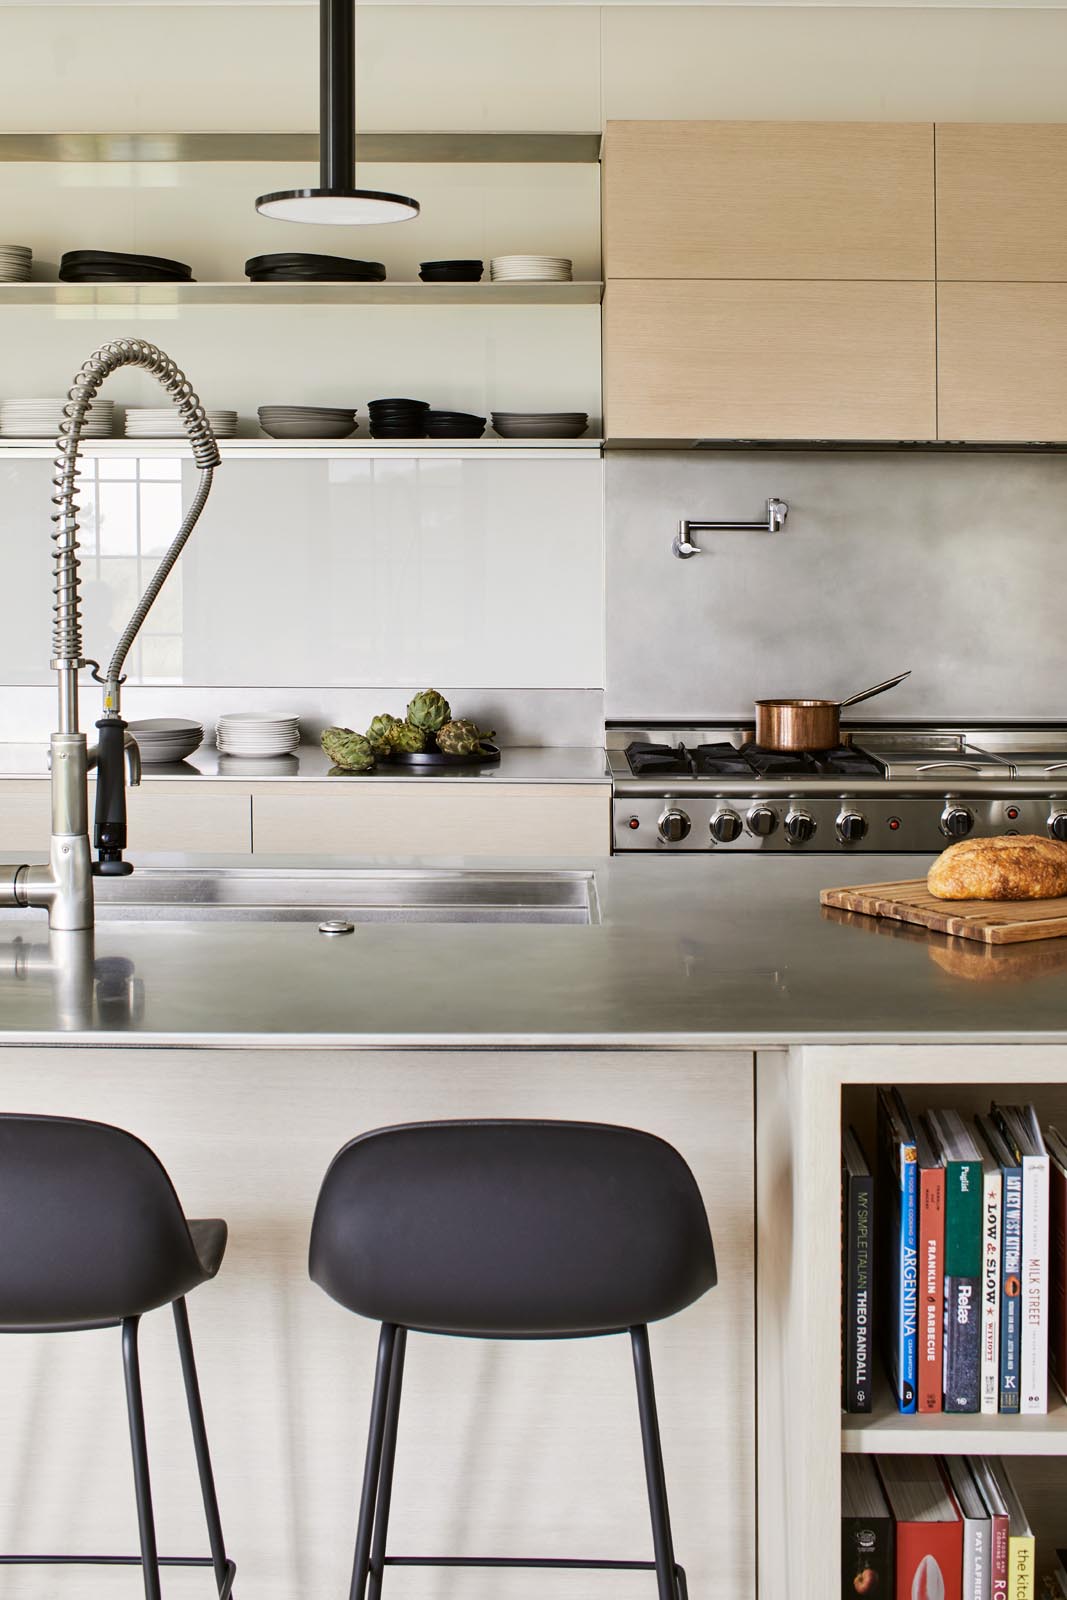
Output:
(820, 879), (1067, 944)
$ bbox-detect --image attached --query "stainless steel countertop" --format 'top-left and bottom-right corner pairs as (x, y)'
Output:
(2, 851), (1067, 1048)
(0, 743), (609, 784)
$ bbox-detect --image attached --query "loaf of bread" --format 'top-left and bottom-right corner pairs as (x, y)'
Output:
(927, 834), (1067, 901)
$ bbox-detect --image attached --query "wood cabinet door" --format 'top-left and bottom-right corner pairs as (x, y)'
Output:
(938, 283), (1067, 442)
(937, 124), (1067, 282)
(603, 121), (934, 281)
(251, 782), (611, 856)
(603, 280), (936, 441)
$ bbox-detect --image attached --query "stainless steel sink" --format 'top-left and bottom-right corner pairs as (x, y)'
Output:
(81, 867), (599, 925)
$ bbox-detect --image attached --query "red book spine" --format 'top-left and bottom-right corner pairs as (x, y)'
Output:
(918, 1164), (946, 1412)
(1050, 1158), (1067, 1401)
(989, 1510), (1008, 1599)
(895, 1522), (963, 1600)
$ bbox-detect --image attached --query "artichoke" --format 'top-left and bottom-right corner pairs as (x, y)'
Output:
(366, 712), (402, 755)
(435, 718), (495, 757)
(321, 726), (375, 772)
(406, 688), (451, 733)
(389, 721), (427, 754)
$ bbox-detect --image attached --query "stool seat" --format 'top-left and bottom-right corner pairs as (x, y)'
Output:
(310, 1119), (716, 1338)
(0, 1114), (227, 1331)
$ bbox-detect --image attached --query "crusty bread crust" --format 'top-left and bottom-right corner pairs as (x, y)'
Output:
(928, 834), (1067, 901)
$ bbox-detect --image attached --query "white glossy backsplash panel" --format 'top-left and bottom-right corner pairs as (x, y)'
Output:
(1, 453), (604, 690)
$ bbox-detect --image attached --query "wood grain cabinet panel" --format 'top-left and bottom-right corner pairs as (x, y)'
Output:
(252, 783), (611, 857)
(604, 280), (936, 441)
(938, 283), (1067, 442)
(603, 121), (935, 281)
(936, 124), (1067, 281)
(0, 780), (252, 856)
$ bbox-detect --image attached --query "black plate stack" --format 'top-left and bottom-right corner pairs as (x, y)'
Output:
(419, 259), (484, 283)
(59, 250), (194, 283)
(368, 398), (430, 438)
(245, 253), (386, 283)
(424, 409), (486, 439)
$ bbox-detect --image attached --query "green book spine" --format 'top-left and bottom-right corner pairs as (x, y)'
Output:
(943, 1155), (983, 1412)
(944, 1157), (983, 1275)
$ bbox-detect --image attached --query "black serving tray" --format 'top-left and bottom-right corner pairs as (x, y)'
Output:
(378, 741), (501, 770)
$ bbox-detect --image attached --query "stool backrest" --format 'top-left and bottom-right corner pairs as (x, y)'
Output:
(0, 1114), (204, 1330)
(310, 1119), (716, 1337)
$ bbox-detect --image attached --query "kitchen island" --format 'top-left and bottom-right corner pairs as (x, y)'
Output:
(2, 851), (1066, 1600)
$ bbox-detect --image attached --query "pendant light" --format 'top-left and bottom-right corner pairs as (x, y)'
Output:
(256, 0), (419, 225)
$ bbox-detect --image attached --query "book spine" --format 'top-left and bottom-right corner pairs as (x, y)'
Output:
(1021, 1153), (1050, 1415)
(943, 1157), (982, 1414)
(919, 1164), (946, 1412)
(1051, 1159), (1067, 1402)
(1001, 1165), (1024, 1413)
(841, 1516), (894, 1600)
(896, 1521), (964, 1600)
(981, 1166), (1003, 1415)
(1008, 1534), (1035, 1600)
(900, 1151), (919, 1413)
(990, 1511), (1009, 1599)
(961, 1517), (987, 1600)
(844, 1169), (874, 1412)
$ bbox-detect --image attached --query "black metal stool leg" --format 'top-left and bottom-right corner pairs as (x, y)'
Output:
(350, 1322), (398, 1600)
(173, 1296), (236, 1598)
(122, 1316), (163, 1600)
(367, 1326), (407, 1600)
(630, 1325), (681, 1600)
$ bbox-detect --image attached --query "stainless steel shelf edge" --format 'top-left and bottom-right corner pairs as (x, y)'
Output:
(0, 281), (603, 307)
(0, 131), (602, 165)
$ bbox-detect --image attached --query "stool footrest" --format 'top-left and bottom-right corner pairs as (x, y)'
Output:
(0, 1553), (236, 1598)
(385, 1557), (686, 1577)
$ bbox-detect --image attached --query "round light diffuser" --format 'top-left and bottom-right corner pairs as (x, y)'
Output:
(256, 188), (419, 225)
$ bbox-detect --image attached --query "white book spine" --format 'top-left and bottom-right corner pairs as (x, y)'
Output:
(1021, 1153), (1050, 1414)
(962, 1515), (991, 1600)
(981, 1166), (1003, 1415)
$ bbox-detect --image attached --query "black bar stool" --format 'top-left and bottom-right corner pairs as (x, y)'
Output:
(0, 1113), (236, 1600)
(309, 1118), (717, 1600)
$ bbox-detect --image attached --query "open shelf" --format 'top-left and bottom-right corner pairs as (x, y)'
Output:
(0, 281), (603, 307)
(842, 1373), (1067, 1457)
(0, 131), (602, 165)
(0, 437), (603, 460)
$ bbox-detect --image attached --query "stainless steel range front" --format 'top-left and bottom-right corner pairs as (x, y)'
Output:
(609, 723), (1067, 853)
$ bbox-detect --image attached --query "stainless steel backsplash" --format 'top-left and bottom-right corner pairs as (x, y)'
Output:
(605, 450), (1067, 721)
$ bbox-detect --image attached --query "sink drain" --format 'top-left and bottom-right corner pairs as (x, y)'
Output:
(318, 920), (355, 936)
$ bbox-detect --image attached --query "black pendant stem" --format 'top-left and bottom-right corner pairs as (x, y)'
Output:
(321, 0), (356, 192)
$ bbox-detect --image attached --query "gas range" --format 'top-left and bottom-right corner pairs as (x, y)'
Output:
(609, 722), (1067, 852)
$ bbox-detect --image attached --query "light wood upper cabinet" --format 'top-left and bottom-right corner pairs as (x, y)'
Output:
(938, 284), (1067, 442)
(604, 280), (937, 441)
(603, 121), (935, 281)
(936, 125), (1067, 282)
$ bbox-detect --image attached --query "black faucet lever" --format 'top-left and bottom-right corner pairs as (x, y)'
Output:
(93, 717), (136, 876)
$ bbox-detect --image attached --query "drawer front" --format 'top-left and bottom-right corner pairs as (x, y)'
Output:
(938, 283), (1067, 442)
(251, 783), (611, 857)
(0, 781), (252, 857)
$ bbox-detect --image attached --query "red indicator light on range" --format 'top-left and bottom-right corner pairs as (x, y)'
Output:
(888, 818), (901, 831)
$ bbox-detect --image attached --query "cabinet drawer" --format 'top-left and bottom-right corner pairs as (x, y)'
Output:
(0, 781), (51, 853)
(0, 780), (252, 856)
(604, 280), (936, 441)
(251, 783), (610, 857)
(937, 124), (1067, 282)
(938, 283), (1067, 442)
(603, 121), (934, 281)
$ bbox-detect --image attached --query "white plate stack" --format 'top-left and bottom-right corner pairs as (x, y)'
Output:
(125, 408), (238, 439)
(0, 398), (114, 437)
(216, 712), (300, 758)
(490, 255), (573, 282)
(0, 245), (31, 283)
(128, 717), (204, 765)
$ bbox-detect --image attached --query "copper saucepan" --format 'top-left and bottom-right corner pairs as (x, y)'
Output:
(755, 671), (912, 752)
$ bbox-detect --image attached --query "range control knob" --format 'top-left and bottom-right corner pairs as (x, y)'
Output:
(1049, 812), (1067, 842)
(747, 805), (778, 838)
(939, 805), (974, 840)
(710, 809), (743, 843)
(658, 808), (692, 843)
(836, 810), (869, 844)
(784, 809), (817, 845)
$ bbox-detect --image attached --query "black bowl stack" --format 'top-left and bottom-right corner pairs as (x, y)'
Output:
(424, 409), (486, 439)
(368, 398), (430, 438)
(419, 259), (484, 283)
(245, 253), (386, 283)
(59, 250), (194, 283)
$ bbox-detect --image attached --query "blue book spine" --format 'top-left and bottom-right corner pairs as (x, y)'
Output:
(1000, 1164), (1023, 1413)
(899, 1149), (919, 1413)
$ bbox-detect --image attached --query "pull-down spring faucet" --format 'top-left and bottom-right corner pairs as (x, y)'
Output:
(0, 338), (220, 930)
